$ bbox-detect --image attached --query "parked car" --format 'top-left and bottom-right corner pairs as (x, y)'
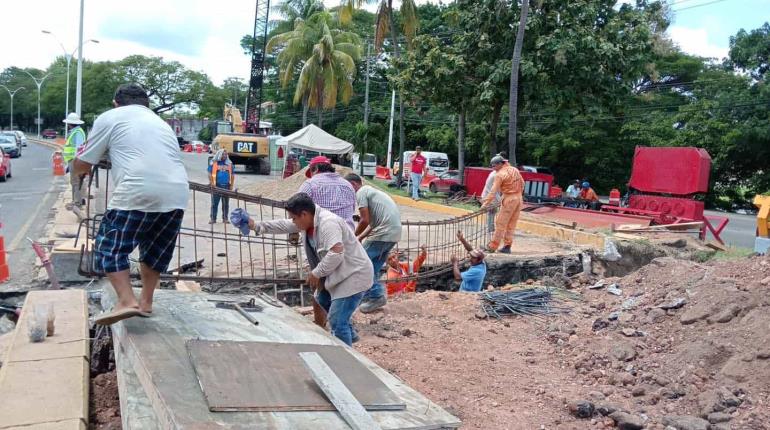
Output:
(0, 147), (13, 181)
(351, 153), (377, 178)
(41, 129), (57, 139)
(0, 134), (20, 158)
(427, 170), (461, 193)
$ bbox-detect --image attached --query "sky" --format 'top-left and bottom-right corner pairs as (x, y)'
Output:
(0, 0), (767, 86)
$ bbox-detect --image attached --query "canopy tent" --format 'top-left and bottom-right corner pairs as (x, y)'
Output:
(277, 124), (354, 155)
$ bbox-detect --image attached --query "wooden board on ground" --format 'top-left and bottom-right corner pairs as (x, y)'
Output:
(188, 340), (405, 412)
(174, 280), (202, 292)
(103, 285), (461, 429)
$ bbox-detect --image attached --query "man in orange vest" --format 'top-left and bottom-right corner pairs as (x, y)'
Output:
(208, 149), (234, 224)
(481, 155), (524, 253)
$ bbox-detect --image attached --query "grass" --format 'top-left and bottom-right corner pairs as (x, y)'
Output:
(367, 178), (481, 212)
(692, 245), (754, 263)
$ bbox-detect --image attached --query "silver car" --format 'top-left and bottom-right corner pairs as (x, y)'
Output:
(0, 135), (19, 158)
(13, 130), (27, 147)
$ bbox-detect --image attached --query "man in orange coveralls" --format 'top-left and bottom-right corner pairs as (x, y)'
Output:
(481, 155), (524, 253)
(385, 245), (427, 296)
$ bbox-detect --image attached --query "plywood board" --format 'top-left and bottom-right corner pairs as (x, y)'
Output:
(103, 286), (461, 429)
(188, 340), (405, 412)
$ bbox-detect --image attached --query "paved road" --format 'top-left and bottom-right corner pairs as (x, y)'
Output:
(1, 142), (65, 291)
(704, 210), (756, 249)
(178, 151), (279, 186)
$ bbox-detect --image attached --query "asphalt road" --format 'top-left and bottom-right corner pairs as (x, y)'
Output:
(703, 209), (756, 249)
(178, 151), (279, 186)
(1, 142), (65, 291)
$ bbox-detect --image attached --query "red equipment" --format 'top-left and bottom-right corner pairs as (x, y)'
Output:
(609, 188), (621, 206)
(463, 166), (554, 199)
(604, 147), (728, 243)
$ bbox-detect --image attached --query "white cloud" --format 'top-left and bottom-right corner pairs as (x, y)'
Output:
(668, 26), (729, 60)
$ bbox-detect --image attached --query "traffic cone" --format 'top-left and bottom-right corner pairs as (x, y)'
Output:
(0, 235), (9, 283)
(52, 151), (65, 176)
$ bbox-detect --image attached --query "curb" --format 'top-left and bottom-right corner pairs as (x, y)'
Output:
(28, 137), (63, 151)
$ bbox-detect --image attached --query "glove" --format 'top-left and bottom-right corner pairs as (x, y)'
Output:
(229, 208), (253, 236)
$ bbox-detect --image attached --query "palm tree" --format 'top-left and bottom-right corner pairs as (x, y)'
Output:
(267, 12), (361, 127)
(372, 0), (417, 183)
(508, 0), (530, 165)
(271, 0), (325, 34)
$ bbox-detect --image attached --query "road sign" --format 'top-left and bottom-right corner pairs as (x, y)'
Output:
(34, 118), (43, 125)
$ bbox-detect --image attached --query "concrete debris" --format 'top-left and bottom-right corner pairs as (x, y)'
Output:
(609, 411), (644, 430)
(662, 415), (710, 430)
(588, 280), (606, 290)
(567, 399), (594, 418)
(658, 298), (687, 310)
(607, 284), (623, 296)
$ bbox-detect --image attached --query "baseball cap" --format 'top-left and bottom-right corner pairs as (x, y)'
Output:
(306, 155), (332, 178)
(469, 248), (486, 260)
(490, 155), (506, 166)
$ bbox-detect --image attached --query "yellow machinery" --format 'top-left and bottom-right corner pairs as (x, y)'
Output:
(211, 105), (270, 174)
(754, 194), (770, 254)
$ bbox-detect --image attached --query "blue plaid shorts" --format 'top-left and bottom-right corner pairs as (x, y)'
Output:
(95, 209), (184, 274)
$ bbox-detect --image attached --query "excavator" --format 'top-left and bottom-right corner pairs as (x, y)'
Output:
(209, 104), (271, 174)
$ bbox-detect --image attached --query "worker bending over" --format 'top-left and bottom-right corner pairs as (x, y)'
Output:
(244, 193), (372, 346)
(481, 155), (524, 253)
(386, 245), (427, 296)
(451, 231), (487, 292)
(344, 173), (402, 313)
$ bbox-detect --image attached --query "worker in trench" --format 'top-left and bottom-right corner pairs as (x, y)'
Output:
(481, 154), (524, 253)
(208, 149), (234, 224)
(298, 156), (357, 231)
(343, 173), (403, 313)
(385, 245), (427, 296)
(451, 231), (488, 292)
(579, 181), (601, 210)
(235, 193), (372, 346)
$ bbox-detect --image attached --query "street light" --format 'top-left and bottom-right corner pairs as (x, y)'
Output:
(22, 71), (51, 138)
(41, 30), (99, 137)
(0, 85), (26, 131)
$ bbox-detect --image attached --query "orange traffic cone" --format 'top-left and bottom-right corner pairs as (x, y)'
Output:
(52, 151), (65, 176)
(0, 235), (9, 283)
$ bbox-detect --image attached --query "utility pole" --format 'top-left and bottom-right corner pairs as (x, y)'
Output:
(75, 0), (85, 117)
(0, 85), (25, 130)
(22, 71), (51, 138)
(386, 90), (395, 169)
(361, 43), (371, 176)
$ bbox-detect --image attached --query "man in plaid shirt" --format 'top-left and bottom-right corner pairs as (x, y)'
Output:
(298, 156), (356, 230)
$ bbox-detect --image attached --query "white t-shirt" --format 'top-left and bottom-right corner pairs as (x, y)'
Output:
(78, 105), (189, 212)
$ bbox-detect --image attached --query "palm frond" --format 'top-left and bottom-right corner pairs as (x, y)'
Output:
(400, 0), (418, 49)
(374, 0), (390, 52)
(338, 0), (354, 25)
(322, 65), (338, 109)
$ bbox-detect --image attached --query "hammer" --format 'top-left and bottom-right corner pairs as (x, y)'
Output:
(212, 299), (262, 325)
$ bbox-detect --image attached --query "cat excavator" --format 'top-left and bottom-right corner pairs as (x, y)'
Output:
(209, 104), (271, 174)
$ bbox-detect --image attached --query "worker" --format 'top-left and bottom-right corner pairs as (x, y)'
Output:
(298, 156), (356, 230)
(450, 231), (487, 292)
(481, 163), (501, 233)
(344, 173), (403, 313)
(579, 181), (600, 209)
(243, 193), (372, 346)
(408, 146), (427, 200)
(386, 245), (427, 296)
(208, 149), (234, 224)
(62, 112), (87, 206)
(480, 155), (524, 253)
(74, 83), (189, 325)
(566, 179), (581, 198)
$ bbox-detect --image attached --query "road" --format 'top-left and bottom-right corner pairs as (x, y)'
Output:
(1, 142), (64, 291)
(704, 209), (756, 249)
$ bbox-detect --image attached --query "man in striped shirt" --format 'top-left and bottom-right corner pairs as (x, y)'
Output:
(298, 156), (356, 230)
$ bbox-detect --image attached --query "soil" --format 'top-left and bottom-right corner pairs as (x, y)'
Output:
(90, 370), (121, 429)
(239, 164), (355, 201)
(353, 253), (770, 429)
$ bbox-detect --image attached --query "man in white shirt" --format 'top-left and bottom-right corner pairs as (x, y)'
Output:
(481, 169), (500, 233)
(73, 83), (189, 325)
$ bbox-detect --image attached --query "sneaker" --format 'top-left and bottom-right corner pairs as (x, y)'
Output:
(208, 219), (216, 225)
(499, 245), (512, 254)
(359, 296), (387, 314)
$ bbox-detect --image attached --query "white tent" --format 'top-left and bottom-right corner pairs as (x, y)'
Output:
(277, 124), (354, 155)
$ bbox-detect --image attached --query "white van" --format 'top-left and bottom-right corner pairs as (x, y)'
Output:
(402, 151), (450, 175)
(351, 153), (377, 177)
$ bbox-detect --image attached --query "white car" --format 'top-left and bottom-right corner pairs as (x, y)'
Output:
(13, 131), (27, 147)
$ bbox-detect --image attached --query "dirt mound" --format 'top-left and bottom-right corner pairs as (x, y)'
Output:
(354, 255), (770, 429)
(239, 164), (355, 202)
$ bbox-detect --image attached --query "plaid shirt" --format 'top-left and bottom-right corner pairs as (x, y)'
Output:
(298, 173), (356, 230)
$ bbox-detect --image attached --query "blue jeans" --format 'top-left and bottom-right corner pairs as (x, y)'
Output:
(210, 191), (230, 221)
(487, 208), (497, 233)
(316, 289), (364, 346)
(362, 241), (396, 301)
(410, 173), (422, 199)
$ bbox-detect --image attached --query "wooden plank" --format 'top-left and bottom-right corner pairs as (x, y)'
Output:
(0, 357), (89, 429)
(103, 285), (461, 430)
(174, 280), (202, 292)
(187, 340), (405, 412)
(300, 352), (382, 430)
(705, 240), (728, 251)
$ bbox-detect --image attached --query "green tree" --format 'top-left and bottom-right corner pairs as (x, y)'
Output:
(727, 22), (770, 81)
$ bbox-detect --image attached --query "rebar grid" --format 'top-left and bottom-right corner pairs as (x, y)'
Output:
(77, 166), (496, 294)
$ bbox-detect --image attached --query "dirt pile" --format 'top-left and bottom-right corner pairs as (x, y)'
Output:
(354, 254), (770, 429)
(90, 370), (121, 429)
(239, 164), (355, 201)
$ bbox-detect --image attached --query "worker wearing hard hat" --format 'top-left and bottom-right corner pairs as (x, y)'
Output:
(481, 155), (524, 253)
(62, 113), (87, 206)
(579, 181), (600, 210)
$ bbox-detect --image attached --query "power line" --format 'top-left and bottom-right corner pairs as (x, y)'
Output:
(672, 0), (730, 11)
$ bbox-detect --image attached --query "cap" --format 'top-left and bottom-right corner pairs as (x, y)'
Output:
(490, 155), (506, 166)
(469, 248), (486, 260)
(62, 112), (84, 125)
(305, 155), (331, 178)
(582, 181), (590, 189)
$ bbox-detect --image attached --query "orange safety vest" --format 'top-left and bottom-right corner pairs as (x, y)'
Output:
(210, 162), (233, 188)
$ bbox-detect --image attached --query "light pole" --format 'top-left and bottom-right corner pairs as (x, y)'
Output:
(42, 30), (99, 137)
(0, 85), (26, 130)
(75, 0), (85, 117)
(22, 71), (51, 138)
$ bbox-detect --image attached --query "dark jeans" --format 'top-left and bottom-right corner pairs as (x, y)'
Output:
(210, 192), (230, 221)
(316, 289), (365, 346)
(362, 241), (396, 301)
